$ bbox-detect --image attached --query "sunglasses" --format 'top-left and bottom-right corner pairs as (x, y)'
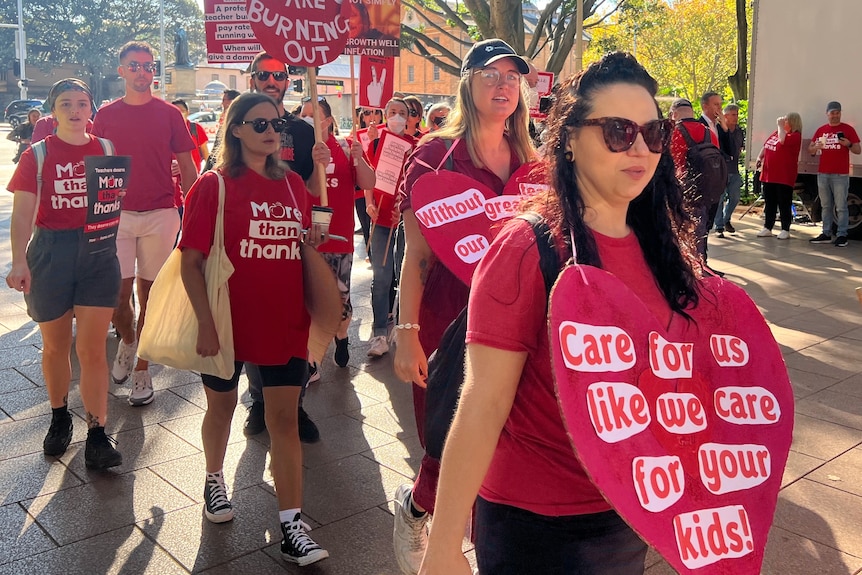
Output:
(302, 96), (327, 103)
(472, 68), (522, 87)
(238, 118), (288, 133)
(408, 109), (420, 118)
(362, 110), (382, 116)
(253, 70), (288, 82)
(575, 117), (672, 154)
(125, 62), (158, 73)
(432, 116), (446, 127)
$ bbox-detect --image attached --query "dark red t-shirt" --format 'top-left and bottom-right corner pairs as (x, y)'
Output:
(760, 130), (802, 187)
(467, 218), (671, 516)
(179, 169), (310, 365)
(811, 122), (859, 174)
(92, 98), (195, 211)
(7, 135), (108, 230)
(399, 137), (523, 355)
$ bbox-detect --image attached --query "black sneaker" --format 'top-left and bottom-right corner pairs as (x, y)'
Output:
(84, 427), (123, 470)
(243, 401), (266, 437)
(810, 233), (833, 244)
(334, 337), (350, 368)
(203, 476), (234, 523)
(716, 230), (725, 239)
(43, 412), (73, 456)
(298, 406), (320, 443)
(725, 222), (736, 233)
(281, 515), (329, 566)
(834, 235), (849, 247)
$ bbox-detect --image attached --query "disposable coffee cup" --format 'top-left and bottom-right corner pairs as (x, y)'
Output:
(311, 205), (333, 227)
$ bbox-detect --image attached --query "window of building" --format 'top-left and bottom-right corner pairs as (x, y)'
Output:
(229, 75), (236, 89)
(408, 65), (414, 83)
(433, 65), (440, 81)
(211, 74), (219, 81)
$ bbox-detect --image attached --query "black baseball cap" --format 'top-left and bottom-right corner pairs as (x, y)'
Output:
(461, 39), (530, 76)
(827, 101), (842, 112)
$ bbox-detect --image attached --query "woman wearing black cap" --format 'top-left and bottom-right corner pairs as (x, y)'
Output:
(393, 38), (535, 574)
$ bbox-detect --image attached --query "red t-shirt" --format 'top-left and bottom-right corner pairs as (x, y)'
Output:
(760, 130), (802, 187)
(811, 122), (860, 174)
(92, 98), (195, 212)
(467, 218), (671, 516)
(187, 120), (209, 169)
(670, 119), (719, 178)
(370, 128), (416, 230)
(400, 137), (523, 356)
(179, 169), (310, 365)
(7, 135), (108, 230)
(307, 134), (356, 253)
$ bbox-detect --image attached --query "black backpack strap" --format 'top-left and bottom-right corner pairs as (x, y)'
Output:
(443, 138), (456, 172)
(678, 122), (697, 148)
(518, 212), (560, 296)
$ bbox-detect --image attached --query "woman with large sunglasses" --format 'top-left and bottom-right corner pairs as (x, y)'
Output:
(392, 39), (535, 575)
(179, 92), (330, 566)
(419, 52), (698, 575)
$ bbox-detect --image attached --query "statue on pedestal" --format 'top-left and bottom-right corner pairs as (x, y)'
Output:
(174, 28), (192, 68)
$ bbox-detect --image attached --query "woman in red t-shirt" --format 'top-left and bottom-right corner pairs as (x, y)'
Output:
(299, 97), (375, 368)
(392, 39), (536, 574)
(420, 53), (700, 575)
(179, 92), (329, 567)
(754, 113), (803, 239)
(5, 78), (122, 470)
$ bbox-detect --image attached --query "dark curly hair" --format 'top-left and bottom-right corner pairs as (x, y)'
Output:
(534, 51), (700, 314)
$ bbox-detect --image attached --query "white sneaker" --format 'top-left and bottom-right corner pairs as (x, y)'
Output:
(756, 228), (774, 237)
(367, 335), (390, 358)
(393, 484), (429, 575)
(111, 339), (137, 384)
(128, 370), (154, 406)
(777, 230), (790, 240)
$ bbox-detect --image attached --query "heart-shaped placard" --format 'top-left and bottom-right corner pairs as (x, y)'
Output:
(550, 266), (793, 575)
(412, 162), (547, 285)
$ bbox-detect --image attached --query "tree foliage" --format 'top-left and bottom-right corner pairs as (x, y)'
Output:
(401, 0), (628, 77)
(585, 0), (750, 102)
(2, 0), (204, 103)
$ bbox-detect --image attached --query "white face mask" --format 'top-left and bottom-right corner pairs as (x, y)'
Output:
(301, 116), (315, 127)
(386, 115), (407, 134)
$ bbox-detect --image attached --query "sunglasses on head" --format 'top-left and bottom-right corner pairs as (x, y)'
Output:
(575, 117), (672, 154)
(238, 118), (288, 133)
(125, 62), (158, 73)
(253, 70), (288, 82)
(302, 96), (327, 103)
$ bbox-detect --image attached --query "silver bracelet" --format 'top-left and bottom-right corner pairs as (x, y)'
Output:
(394, 323), (420, 331)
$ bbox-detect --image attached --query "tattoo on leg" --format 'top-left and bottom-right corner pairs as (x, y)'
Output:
(86, 412), (101, 429)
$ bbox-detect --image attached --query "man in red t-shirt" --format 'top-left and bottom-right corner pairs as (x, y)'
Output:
(92, 41), (197, 407)
(807, 100), (861, 247)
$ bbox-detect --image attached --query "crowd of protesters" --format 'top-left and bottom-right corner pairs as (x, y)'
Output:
(5, 36), (812, 573)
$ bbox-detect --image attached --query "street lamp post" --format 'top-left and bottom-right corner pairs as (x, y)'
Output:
(17, 0), (26, 99)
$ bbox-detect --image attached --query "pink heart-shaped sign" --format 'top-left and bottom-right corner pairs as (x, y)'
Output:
(412, 163), (548, 285)
(245, 0), (351, 67)
(412, 171), (518, 285)
(550, 267), (793, 575)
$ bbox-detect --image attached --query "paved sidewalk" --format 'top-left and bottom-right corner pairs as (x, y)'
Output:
(1, 127), (861, 574)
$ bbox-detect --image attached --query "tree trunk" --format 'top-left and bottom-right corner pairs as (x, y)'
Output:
(728, 0), (748, 100)
(489, 0), (525, 53)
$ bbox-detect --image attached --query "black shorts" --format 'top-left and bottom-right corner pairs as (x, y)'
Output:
(201, 357), (308, 393)
(24, 227), (121, 323)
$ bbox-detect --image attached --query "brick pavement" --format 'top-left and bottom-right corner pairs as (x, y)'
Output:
(0, 127), (861, 574)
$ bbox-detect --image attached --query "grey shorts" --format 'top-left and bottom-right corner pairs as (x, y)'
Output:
(25, 228), (121, 323)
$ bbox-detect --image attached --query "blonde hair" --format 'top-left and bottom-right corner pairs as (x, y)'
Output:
(785, 112), (802, 133)
(420, 69), (535, 166)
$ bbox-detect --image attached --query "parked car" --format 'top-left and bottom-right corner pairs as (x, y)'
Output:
(187, 110), (220, 137)
(4, 99), (43, 127)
